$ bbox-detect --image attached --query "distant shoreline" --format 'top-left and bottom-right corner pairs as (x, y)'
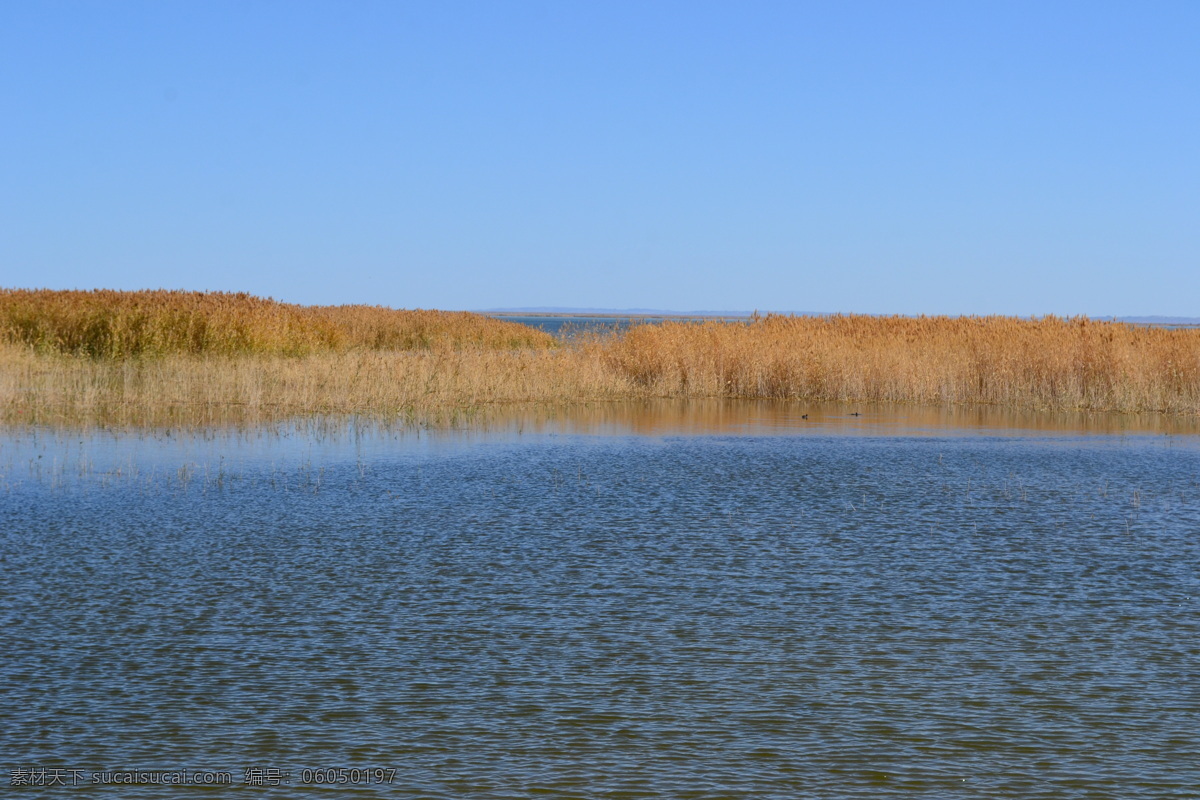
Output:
(483, 311), (750, 321)
(483, 310), (1200, 327)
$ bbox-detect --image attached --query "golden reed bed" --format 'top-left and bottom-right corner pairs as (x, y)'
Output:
(0, 288), (553, 356)
(2, 290), (1198, 427)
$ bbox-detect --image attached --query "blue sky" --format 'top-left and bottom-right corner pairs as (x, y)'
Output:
(3, 1), (1197, 315)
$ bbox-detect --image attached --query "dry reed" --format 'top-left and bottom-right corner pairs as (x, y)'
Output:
(0, 289), (554, 356)
(3, 291), (1199, 428)
(0, 340), (629, 427)
(605, 314), (1200, 414)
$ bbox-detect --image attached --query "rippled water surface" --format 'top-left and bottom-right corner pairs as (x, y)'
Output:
(3, 405), (1199, 797)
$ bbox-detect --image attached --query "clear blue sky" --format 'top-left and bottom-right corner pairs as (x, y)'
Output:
(3, 1), (1198, 315)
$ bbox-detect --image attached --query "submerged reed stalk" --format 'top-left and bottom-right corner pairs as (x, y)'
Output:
(0, 344), (630, 428)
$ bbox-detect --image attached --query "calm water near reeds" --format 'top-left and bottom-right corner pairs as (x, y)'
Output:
(488, 312), (1200, 339)
(3, 402), (1199, 797)
(484, 314), (743, 337)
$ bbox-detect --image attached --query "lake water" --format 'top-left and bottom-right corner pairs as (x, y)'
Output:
(487, 314), (1200, 339)
(484, 314), (743, 337)
(3, 402), (1198, 797)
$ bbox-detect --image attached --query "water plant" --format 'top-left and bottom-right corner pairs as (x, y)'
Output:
(0, 289), (555, 357)
(2, 291), (1198, 427)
